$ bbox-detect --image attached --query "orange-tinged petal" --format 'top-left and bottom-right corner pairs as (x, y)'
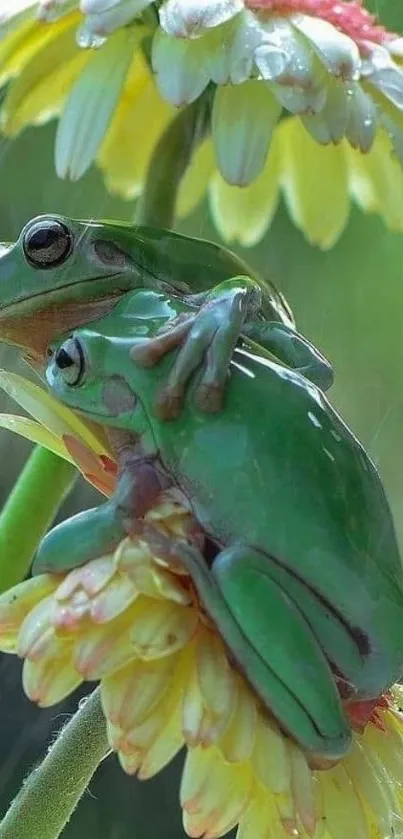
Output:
(55, 555), (116, 601)
(195, 627), (236, 718)
(101, 656), (175, 731)
(115, 538), (191, 605)
(181, 745), (253, 838)
(182, 644), (230, 749)
(72, 600), (146, 680)
(129, 599), (198, 661)
(118, 749), (143, 775)
(0, 574), (58, 653)
(22, 644), (82, 707)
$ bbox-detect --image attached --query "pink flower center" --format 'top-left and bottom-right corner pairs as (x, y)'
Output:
(246, 0), (394, 47)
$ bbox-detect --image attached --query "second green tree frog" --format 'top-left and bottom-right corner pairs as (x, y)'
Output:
(33, 289), (403, 763)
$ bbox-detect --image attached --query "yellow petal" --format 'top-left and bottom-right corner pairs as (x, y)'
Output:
(209, 127), (281, 247)
(347, 128), (403, 231)
(344, 740), (397, 836)
(252, 714), (291, 795)
(288, 740), (317, 836)
(17, 595), (55, 659)
(101, 655), (174, 730)
(279, 117), (350, 249)
(137, 702), (184, 780)
(0, 13), (80, 86)
(98, 53), (173, 198)
(219, 678), (256, 763)
(181, 745), (253, 839)
(320, 763), (368, 839)
(2, 14), (87, 135)
(363, 717), (403, 786)
(129, 599), (198, 661)
(0, 370), (110, 456)
(177, 139), (214, 219)
(0, 414), (72, 460)
(22, 643), (81, 706)
(0, 574), (58, 653)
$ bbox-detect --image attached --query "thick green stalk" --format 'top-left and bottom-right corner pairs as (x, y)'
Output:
(0, 446), (76, 592)
(0, 689), (110, 839)
(135, 93), (212, 228)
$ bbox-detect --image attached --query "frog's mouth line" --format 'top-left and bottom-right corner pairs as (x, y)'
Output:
(0, 272), (125, 317)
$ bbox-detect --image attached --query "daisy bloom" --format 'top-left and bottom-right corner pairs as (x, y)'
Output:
(0, 0), (402, 248)
(1, 369), (403, 838)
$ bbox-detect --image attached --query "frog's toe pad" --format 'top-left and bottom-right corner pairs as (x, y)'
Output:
(195, 383), (224, 413)
(154, 386), (183, 420)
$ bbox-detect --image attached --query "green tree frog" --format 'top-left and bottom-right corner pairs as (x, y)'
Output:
(34, 288), (403, 762)
(0, 214), (332, 416)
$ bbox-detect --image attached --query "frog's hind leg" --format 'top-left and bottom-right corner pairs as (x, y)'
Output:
(171, 541), (351, 760)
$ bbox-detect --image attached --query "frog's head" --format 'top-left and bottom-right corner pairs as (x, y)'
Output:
(46, 328), (158, 435)
(0, 214), (148, 359)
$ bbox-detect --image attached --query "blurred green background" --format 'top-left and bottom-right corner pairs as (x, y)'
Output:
(0, 0), (403, 832)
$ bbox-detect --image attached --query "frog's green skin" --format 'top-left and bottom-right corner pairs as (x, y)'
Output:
(0, 215), (332, 416)
(36, 289), (403, 761)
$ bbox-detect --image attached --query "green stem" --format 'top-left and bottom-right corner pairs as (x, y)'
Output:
(0, 689), (110, 839)
(135, 92), (212, 228)
(0, 446), (76, 592)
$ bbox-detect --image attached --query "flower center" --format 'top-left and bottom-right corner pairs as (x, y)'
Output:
(246, 0), (394, 46)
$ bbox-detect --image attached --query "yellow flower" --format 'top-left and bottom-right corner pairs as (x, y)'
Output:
(1, 529), (403, 839)
(2, 369), (403, 837)
(0, 0), (402, 248)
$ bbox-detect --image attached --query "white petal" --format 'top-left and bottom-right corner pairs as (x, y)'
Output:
(229, 9), (285, 85)
(152, 29), (210, 106)
(302, 77), (349, 143)
(159, 0), (243, 39)
(292, 13), (360, 81)
(56, 27), (134, 180)
(346, 83), (377, 152)
(212, 80), (281, 185)
(80, 0), (151, 36)
(366, 62), (403, 111)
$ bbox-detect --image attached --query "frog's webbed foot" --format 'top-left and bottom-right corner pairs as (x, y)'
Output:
(155, 539), (351, 760)
(33, 455), (170, 575)
(130, 277), (262, 419)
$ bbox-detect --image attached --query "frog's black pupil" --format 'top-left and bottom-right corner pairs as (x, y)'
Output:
(55, 348), (74, 369)
(23, 220), (72, 268)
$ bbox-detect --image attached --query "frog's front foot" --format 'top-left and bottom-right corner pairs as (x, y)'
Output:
(33, 455), (170, 575)
(130, 277), (261, 419)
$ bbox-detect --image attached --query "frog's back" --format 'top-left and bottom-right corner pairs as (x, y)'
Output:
(129, 226), (294, 325)
(155, 348), (403, 694)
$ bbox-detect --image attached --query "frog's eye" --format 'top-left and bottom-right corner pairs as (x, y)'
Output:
(53, 338), (85, 386)
(23, 219), (72, 268)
